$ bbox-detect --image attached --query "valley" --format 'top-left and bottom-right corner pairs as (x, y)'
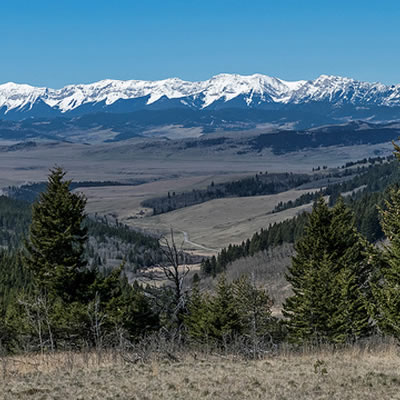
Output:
(122, 189), (316, 252)
(4, 2), (400, 398)
(0, 134), (394, 255)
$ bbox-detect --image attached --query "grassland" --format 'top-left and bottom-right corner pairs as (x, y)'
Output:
(2, 345), (400, 399)
(0, 139), (393, 253)
(79, 172), (253, 221)
(0, 139), (393, 188)
(124, 189), (315, 252)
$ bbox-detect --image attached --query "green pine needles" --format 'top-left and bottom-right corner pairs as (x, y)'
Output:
(371, 184), (400, 337)
(23, 167), (89, 302)
(283, 197), (373, 344)
(185, 275), (279, 348)
(17, 167), (159, 349)
(5, 143), (400, 352)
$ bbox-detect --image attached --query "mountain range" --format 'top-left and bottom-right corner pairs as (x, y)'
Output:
(2, 73), (400, 120)
(2, 74), (400, 145)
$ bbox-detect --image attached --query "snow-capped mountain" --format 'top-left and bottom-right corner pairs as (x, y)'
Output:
(2, 73), (400, 120)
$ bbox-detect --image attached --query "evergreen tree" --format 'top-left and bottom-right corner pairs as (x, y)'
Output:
(94, 266), (159, 340)
(283, 197), (371, 344)
(232, 275), (283, 352)
(233, 275), (273, 340)
(184, 276), (281, 349)
(184, 285), (212, 342)
(208, 275), (242, 342)
(370, 184), (400, 338)
(23, 167), (92, 302)
(330, 266), (372, 343)
(0, 251), (31, 350)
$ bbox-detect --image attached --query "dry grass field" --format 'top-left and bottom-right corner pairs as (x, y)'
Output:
(2, 345), (400, 399)
(0, 140), (392, 248)
(125, 189), (315, 251)
(0, 139), (393, 188)
(80, 172), (253, 221)
(0, 139), (393, 255)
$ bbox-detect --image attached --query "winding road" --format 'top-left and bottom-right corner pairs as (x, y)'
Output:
(181, 231), (218, 253)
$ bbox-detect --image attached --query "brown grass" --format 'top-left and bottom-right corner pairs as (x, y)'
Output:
(2, 344), (400, 399)
(127, 189), (315, 252)
(81, 172), (251, 222)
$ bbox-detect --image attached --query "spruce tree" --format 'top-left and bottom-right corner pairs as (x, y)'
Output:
(209, 275), (242, 342)
(23, 167), (91, 302)
(232, 275), (281, 354)
(283, 197), (371, 344)
(184, 285), (212, 342)
(330, 266), (371, 343)
(233, 275), (273, 340)
(98, 270), (159, 340)
(370, 184), (400, 338)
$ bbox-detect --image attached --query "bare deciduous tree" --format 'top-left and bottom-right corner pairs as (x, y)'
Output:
(139, 229), (190, 327)
(159, 230), (189, 312)
(87, 292), (106, 351)
(19, 292), (55, 353)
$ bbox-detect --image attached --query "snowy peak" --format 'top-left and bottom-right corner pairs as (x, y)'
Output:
(1, 74), (400, 118)
(289, 74), (400, 105)
(0, 82), (46, 112)
(199, 73), (303, 107)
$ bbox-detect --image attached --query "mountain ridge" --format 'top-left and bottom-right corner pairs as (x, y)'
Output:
(2, 73), (400, 120)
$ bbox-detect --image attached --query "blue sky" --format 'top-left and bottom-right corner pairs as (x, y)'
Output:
(1, 0), (400, 87)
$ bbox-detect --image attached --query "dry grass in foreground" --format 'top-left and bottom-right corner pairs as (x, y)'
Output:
(2, 344), (400, 400)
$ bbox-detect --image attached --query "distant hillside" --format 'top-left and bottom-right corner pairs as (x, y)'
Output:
(1, 116), (400, 154)
(202, 156), (398, 276)
(0, 195), (164, 272)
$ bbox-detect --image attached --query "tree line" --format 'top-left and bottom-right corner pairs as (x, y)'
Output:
(143, 155), (392, 217)
(202, 159), (399, 275)
(274, 156), (398, 214)
(0, 193), (164, 271)
(143, 171), (342, 215)
(198, 162), (400, 346)
(3, 148), (400, 354)
(6, 180), (144, 204)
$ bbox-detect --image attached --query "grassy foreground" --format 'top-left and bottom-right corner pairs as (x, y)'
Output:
(2, 345), (400, 400)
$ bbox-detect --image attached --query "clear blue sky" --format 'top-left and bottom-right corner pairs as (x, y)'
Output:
(2, 0), (399, 87)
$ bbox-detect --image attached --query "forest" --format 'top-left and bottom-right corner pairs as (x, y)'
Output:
(1, 148), (400, 357)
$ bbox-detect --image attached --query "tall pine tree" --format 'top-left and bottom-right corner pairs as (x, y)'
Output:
(23, 167), (92, 302)
(283, 197), (372, 344)
(370, 183), (400, 338)
(184, 284), (212, 342)
(208, 275), (242, 342)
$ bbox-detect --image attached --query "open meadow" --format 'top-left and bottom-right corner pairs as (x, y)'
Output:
(0, 139), (392, 254)
(2, 344), (400, 400)
(124, 189), (315, 252)
(0, 139), (393, 188)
